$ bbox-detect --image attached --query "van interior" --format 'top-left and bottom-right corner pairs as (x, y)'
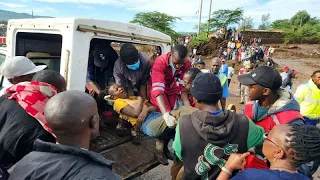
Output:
(14, 32), (164, 178)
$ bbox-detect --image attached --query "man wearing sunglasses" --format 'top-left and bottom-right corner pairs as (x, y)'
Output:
(238, 66), (305, 170)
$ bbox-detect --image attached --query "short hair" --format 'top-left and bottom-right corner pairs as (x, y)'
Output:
(196, 61), (206, 66)
(284, 124), (320, 168)
(32, 70), (66, 92)
(197, 100), (219, 106)
(311, 70), (320, 77)
(185, 68), (202, 81)
(172, 45), (188, 59)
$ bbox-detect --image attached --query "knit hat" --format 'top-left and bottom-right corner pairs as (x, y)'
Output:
(120, 43), (139, 65)
(191, 73), (222, 102)
(283, 66), (290, 71)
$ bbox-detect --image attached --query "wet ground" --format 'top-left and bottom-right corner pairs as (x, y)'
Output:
(134, 44), (320, 180)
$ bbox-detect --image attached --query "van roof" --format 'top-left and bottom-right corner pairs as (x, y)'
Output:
(8, 18), (171, 44)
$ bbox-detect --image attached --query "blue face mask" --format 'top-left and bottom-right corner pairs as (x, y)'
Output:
(169, 62), (176, 70)
(127, 60), (140, 70)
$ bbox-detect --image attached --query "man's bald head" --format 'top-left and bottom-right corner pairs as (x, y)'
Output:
(32, 70), (66, 93)
(211, 57), (222, 73)
(45, 91), (99, 142)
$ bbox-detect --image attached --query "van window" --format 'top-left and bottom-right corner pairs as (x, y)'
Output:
(15, 32), (62, 72)
(86, 38), (162, 94)
(0, 52), (5, 65)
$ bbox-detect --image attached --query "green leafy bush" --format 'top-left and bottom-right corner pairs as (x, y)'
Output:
(189, 33), (209, 48)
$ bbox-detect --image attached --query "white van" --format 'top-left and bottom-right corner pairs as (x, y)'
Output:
(4, 18), (172, 179)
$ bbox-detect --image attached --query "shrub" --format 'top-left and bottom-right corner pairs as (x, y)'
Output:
(189, 32), (209, 48)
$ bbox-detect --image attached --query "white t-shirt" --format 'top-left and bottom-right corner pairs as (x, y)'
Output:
(227, 67), (234, 79)
(230, 42), (236, 49)
(227, 42), (232, 48)
(201, 69), (211, 73)
(193, 49), (197, 55)
(243, 60), (251, 67)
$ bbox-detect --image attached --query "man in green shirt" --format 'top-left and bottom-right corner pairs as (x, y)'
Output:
(172, 73), (264, 180)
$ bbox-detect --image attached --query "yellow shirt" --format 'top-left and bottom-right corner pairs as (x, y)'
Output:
(236, 42), (241, 49)
(114, 96), (147, 126)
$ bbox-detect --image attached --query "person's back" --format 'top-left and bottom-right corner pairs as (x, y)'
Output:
(0, 95), (55, 169)
(0, 70), (66, 173)
(9, 91), (121, 180)
(173, 73), (264, 180)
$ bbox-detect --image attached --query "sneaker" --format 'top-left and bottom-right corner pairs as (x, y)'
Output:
(239, 102), (244, 104)
(132, 132), (142, 145)
(155, 139), (169, 165)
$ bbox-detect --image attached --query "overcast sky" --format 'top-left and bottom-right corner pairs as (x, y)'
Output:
(1, 0), (320, 32)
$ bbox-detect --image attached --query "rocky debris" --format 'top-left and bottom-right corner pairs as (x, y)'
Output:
(197, 37), (226, 56)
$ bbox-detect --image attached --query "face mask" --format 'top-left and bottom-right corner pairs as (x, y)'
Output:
(127, 60), (140, 70)
(169, 62), (177, 70)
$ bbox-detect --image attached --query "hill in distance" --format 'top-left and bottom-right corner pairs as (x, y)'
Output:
(0, 9), (52, 21)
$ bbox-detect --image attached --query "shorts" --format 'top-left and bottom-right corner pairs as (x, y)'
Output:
(140, 112), (167, 137)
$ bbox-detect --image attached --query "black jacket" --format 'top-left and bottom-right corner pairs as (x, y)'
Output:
(180, 110), (250, 180)
(9, 139), (122, 180)
(0, 96), (55, 168)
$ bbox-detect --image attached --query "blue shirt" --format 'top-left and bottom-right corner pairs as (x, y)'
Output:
(216, 72), (229, 98)
(220, 64), (228, 77)
(231, 169), (309, 180)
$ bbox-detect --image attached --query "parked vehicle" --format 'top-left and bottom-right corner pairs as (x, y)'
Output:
(3, 18), (172, 179)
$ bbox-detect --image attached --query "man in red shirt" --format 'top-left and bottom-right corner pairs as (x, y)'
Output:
(149, 45), (191, 124)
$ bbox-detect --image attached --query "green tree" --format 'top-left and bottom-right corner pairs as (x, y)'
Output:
(130, 11), (181, 41)
(0, 20), (7, 25)
(270, 19), (291, 29)
(291, 10), (310, 27)
(208, 8), (244, 29)
(239, 16), (253, 31)
(259, 13), (271, 30)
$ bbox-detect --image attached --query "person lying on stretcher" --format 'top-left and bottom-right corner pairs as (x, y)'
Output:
(107, 84), (196, 165)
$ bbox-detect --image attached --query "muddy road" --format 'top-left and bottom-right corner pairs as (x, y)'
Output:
(134, 44), (320, 180)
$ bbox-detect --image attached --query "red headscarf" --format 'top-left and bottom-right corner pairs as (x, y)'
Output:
(6, 81), (57, 137)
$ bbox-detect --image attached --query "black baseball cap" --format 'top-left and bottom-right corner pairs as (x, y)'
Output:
(238, 66), (282, 89)
(191, 73), (222, 102)
(93, 44), (111, 68)
(120, 43), (139, 65)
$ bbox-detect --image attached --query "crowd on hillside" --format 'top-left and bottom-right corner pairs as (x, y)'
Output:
(0, 41), (319, 180)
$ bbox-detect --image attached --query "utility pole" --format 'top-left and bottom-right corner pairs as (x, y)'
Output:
(207, 0), (213, 33)
(197, 0), (203, 35)
(32, 10), (33, 19)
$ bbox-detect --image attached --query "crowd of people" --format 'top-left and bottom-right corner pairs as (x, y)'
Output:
(0, 40), (319, 180)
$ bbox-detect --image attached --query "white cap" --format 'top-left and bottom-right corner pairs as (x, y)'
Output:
(0, 56), (47, 79)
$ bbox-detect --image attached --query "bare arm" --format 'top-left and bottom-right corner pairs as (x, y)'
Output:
(156, 94), (170, 114)
(88, 81), (101, 95)
(217, 152), (250, 180)
(220, 98), (226, 110)
(136, 101), (157, 127)
(181, 91), (191, 106)
(120, 98), (144, 118)
(139, 84), (148, 100)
